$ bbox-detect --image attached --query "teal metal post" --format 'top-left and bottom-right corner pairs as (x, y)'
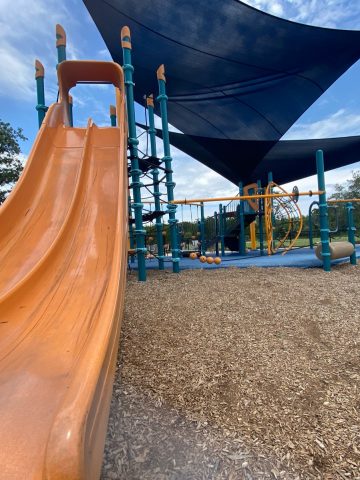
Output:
(346, 202), (357, 265)
(316, 150), (331, 272)
(268, 171), (275, 251)
(200, 202), (206, 255)
(69, 95), (74, 127)
(219, 204), (225, 256)
(128, 195), (135, 264)
(257, 180), (264, 256)
(110, 105), (117, 127)
(308, 201), (319, 249)
(56, 24), (66, 64)
(147, 95), (165, 270)
(121, 27), (146, 281)
(215, 211), (219, 256)
(156, 64), (180, 273)
(35, 60), (47, 128)
(238, 182), (246, 255)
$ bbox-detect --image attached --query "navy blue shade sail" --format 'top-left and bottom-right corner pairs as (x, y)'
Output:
(84, 0), (360, 184)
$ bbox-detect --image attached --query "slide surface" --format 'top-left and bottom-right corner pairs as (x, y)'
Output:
(0, 62), (127, 479)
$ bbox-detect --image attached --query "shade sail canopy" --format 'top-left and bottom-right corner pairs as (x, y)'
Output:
(159, 130), (360, 185)
(84, 0), (360, 185)
(84, 0), (360, 141)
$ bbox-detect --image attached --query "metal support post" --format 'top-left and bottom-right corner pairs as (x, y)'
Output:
(316, 150), (331, 272)
(156, 64), (180, 273)
(219, 204), (225, 256)
(69, 95), (74, 127)
(110, 105), (117, 126)
(257, 180), (264, 255)
(215, 211), (219, 256)
(147, 95), (165, 270)
(121, 27), (147, 281)
(35, 60), (48, 128)
(200, 202), (205, 255)
(346, 202), (357, 265)
(238, 181), (246, 255)
(56, 24), (66, 64)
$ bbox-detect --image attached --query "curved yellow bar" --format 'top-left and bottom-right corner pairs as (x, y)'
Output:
(0, 61), (127, 479)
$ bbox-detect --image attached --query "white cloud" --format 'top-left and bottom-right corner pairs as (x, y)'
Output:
(283, 109), (360, 139)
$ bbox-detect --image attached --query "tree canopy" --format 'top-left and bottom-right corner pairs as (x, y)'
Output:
(0, 120), (26, 204)
(329, 170), (360, 200)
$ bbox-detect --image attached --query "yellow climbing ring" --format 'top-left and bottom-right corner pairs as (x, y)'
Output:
(264, 181), (303, 255)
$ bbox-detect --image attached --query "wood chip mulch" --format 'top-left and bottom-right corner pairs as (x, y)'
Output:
(102, 265), (360, 479)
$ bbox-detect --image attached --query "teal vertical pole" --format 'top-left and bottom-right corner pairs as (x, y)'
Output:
(316, 150), (331, 272)
(156, 64), (180, 273)
(56, 24), (67, 64)
(200, 202), (205, 255)
(219, 204), (225, 256)
(346, 202), (357, 265)
(268, 171), (275, 251)
(121, 27), (146, 281)
(110, 105), (117, 127)
(238, 182), (246, 255)
(215, 211), (219, 256)
(128, 195), (135, 264)
(35, 60), (47, 128)
(257, 180), (264, 256)
(147, 95), (165, 270)
(68, 95), (74, 127)
(308, 201), (319, 250)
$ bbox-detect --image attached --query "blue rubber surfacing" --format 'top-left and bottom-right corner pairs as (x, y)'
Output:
(130, 246), (360, 271)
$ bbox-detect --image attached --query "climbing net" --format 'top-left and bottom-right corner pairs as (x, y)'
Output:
(264, 182), (303, 255)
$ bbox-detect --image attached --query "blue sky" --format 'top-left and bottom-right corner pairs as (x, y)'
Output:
(1, 0), (360, 215)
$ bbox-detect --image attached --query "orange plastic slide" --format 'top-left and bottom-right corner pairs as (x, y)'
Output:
(0, 61), (128, 479)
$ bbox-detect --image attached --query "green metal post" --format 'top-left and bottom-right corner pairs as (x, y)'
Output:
(219, 204), (225, 256)
(346, 202), (357, 265)
(200, 202), (206, 255)
(121, 27), (146, 281)
(56, 24), (66, 64)
(156, 64), (180, 273)
(110, 105), (117, 127)
(215, 211), (219, 256)
(257, 180), (264, 256)
(147, 95), (165, 270)
(35, 60), (47, 128)
(238, 182), (246, 255)
(316, 150), (331, 272)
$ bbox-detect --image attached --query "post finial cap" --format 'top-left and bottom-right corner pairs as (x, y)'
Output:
(56, 24), (66, 47)
(146, 94), (154, 107)
(121, 26), (131, 49)
(35, 59), (44, 79)
(157, 64), (166, 82)
(110, 104), (116, 116)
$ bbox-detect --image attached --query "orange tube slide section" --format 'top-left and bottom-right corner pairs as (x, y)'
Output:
(0, 61), (128, 479)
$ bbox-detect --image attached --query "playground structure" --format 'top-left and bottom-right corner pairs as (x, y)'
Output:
(1, 9), (360, 480)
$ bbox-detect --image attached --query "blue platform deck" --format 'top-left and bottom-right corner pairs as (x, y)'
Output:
(130, 245), (360, 271)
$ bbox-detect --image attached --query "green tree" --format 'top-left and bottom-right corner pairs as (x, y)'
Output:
(329, 170), (360, 237)
(0, 120), (27, 204)
(329, 170), (360, 200)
